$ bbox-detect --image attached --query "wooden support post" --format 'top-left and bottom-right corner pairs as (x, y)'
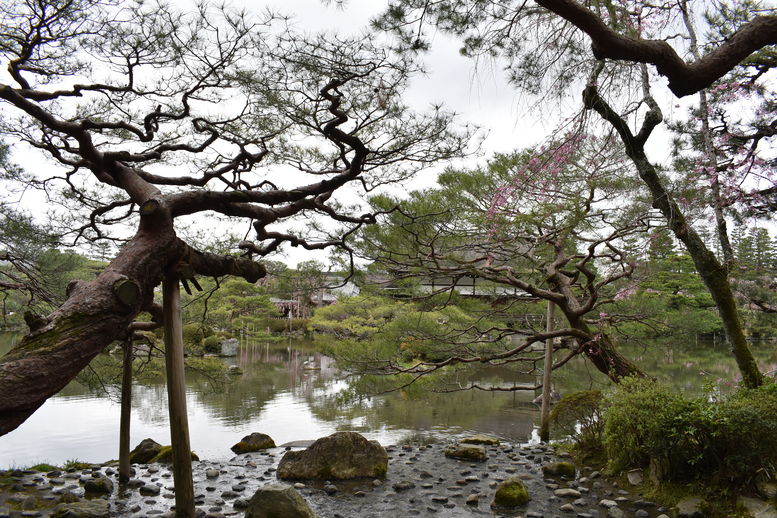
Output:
(539, 300), (555, 442)
(118, 336), (133, 483)
(163, 274), (195, 518)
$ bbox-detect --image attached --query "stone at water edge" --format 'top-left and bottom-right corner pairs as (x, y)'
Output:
(459, 434), (501, 446)
(491, 476), (530, 508)
(757, 480), (777, 500)
(737, 496), (777, 518)
(277, 431), (388, 480)
(231, 433), (276, 454)
(83, 476), (113, 495)
(675, 496), (707, 518)
(147, 445), (199, 463)
(220, 338), (239, 357)
(51, 500), (110, 518)
(128, 438), (163, 464)
(244, 484), (317, 518)
(444, 443), (488, 462)
(627, 468), (644, 485)
(542, 461), (576, 478)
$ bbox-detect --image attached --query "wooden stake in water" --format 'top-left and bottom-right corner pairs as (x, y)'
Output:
(539, 300), (555, 442)
(163, 274), (195, 518)
(118, 336), (133, 483)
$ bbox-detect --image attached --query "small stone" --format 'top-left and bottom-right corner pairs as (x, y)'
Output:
(233, 499), (249, 510)
(555, 488), (582, 498)
(324, 484), (337, 495)
(542, 462), (576, 478)
(140, 484), (161, 496)
(627, 469), (643, 485)
(607, 508), (625, 518)
(431, 496), (448, 503)
(466, 494), (479, 506)
(393, 480), (415, 492)
(83, 476), (113, 495)
(560, 503), (575, 512)
(676, 497), (706, 518)
(205, 469), (220, 479)
(635, 510), (649, 518)
(459, 435), (500, 446)
(599, 499), (618, 508)
(443, 444), (487, 462)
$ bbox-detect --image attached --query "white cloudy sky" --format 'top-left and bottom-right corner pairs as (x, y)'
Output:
(6, 0), (686, 266)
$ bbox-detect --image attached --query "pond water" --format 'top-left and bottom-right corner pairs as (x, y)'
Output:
(0, 332), (775, 468)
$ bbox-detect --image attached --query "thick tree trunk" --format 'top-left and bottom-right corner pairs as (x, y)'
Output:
(573, 319), (644, 382)
(0, 227), (178, 436)
(583, 84), (764, 389)
(0, 216), (265, 436)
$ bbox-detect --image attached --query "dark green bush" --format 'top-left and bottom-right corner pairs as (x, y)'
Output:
(266, 318), (309, 333)
(182, 323), (212, 346)
(603, 377), (777, 487)
(549, 390), (604, 451)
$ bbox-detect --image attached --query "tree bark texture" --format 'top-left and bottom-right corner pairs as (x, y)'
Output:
(583, 84), (764, 388)
(0, 218), (265, 436)
(163, 275), (195, 518)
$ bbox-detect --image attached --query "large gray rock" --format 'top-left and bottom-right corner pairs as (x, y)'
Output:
(128, 438), (162, 464)
(51, 500), (110, 518)
(244, 484), (317, 518)
(676, 496), (707, 518)
(231, 432), (276, 454)
(737, 497), (777, 518)
(277, 432), (387, 480)
(220, 338), (238, 357)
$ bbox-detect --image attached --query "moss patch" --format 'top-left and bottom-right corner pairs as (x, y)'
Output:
(491, 477), (530, 507)
(148, 446), (199, 464)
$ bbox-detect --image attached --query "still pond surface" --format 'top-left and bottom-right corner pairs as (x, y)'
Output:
(0, 332), (775, 468)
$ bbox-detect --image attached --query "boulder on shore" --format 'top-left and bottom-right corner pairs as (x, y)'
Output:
(220, 338), (238, 357)
(491, 476), (530, 508)
(148, 445), (199, 464)
(277, 431), (388, 480)
(444, 443), (487, 462)
(128, 438), (162, 464)
(231, 433), (276, 454)
(244, 484), (317, 518)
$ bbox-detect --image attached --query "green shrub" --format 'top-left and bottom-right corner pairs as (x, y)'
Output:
(549, 390), (604, 451)
(266, 318), (309, 333)
(182, 323), (212, 346)
(202, 335), (221, 354)
(603, 377), (777, 487)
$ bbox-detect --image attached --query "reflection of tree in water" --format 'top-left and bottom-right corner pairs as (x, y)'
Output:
(302, 363), (542, 442)
(187, 341), (338, 427)
(5, 332), (773, 441)
(555, 340), (777, 396)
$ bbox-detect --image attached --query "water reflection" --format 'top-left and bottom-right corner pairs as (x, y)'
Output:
(0, 332), (774, 468)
